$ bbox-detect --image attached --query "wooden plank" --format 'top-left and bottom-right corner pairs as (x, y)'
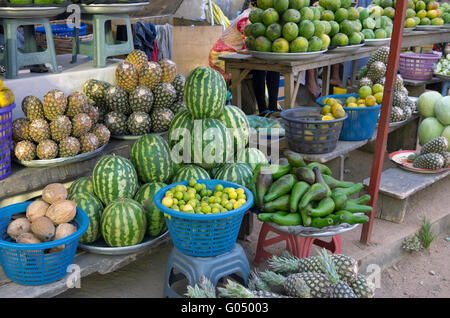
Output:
(403, 77), (443, 87)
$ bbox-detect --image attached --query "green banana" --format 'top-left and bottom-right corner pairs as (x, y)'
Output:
(313, 166), (332, 197)
(322, 175), (355, 189)
(271, 211), (302, 226)
(263, 174), (296, 203)
(306, 162), (332, 176)
(262, 194), (290, 212)
(311, 216), (334, 228)
(298, 183), (329, 210)
(335, 210), (370, 224)
(348, 194), (371, 205)
(299, 203), (312, 227)
(333, 183), (363, 197)
(328, 213), (345, 225)
(284, 150), (306, 168)
(256, 167), (273, 208)
(257, 212), (274, 222)
(331, 192), (348, 211)
(307, 197), (335, 217)
(289, 181), (310, 213)
(344, 201), (373, 214)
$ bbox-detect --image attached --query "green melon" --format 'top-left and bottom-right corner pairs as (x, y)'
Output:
(418, 117), (445, 145)
(214, 163), (254, 187)
(68, 192), (103, 244)
(171, 164), (210, 183)
(92, 155), (139, 206)
(134, 182), (167, 237)
(236, 147), (269, 171)
(418, 91), (442, 118)
(218, 105), (250, 154)
(184, 66), (227, 119)
(130, 134), (174, 184)
(68, 176), (94, 196)
(101, 198), (147, 247)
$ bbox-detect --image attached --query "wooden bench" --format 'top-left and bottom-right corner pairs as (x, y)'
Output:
(363, 167), (450, 224)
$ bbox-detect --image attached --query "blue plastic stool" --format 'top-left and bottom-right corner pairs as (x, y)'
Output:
(163, 244), (251, 298)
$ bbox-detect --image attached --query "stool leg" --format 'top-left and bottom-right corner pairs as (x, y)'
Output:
(43, 22), (60, 74)
(93, 16), (107, 68)
(4, 22), (18, 79)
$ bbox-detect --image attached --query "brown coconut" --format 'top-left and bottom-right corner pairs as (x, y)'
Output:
(16, 232), (42, 244)
(31, 216), (55, 241)
(7, 218), (31, 239)
(51, 223), (77, 252)
(46, 200), (77, 224)
(26, 200), (50, 222)
(42, 183), (68, 204)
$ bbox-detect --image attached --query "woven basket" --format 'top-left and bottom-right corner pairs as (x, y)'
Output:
(399, 52), (441, 81)
(36, 20), (93, 55)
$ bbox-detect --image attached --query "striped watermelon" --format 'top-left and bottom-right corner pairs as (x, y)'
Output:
(168, 109), (194, 148)
(68, 192), (103, 244)
(92, 155), (139, 206)
(134, 182), (167, 237)
(171, 164), (210, 183)
(191, 118), (233, 170)
(218, 105), (250, 153)
(184, 66), (227, 119)
(236, 147), (269, 171)
(214, 163), (253, 187)
(130, 134), (173, 184)
(68, 177), (94, 196)
(101, 198), (147, 247)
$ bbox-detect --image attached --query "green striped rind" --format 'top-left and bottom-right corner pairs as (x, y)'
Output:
(171, 164), (210, 183)
(130, 135), (174, 184)
(68, 192), (103, 244)
(236, 147), (269, 171)
(134, 182), (167, 237)
(218, 105), (250, 153)
(68, 177), (94, 196)
(101, 198), (147, 247)
(191, 118), (233, 170)
(92, 155), (139, 206)
(184, 66), (227, 119)
(168, 109), (194, 148)
(214, 163), (253, 187)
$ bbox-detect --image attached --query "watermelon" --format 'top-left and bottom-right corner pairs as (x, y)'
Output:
(191, 118), (233, 170)
(134, 182), (167, 237)
(68, 176), (94, 196)
(68, 192), (103, 244)
(218, 105), (250, 154)
(130, 134), (174, 183)
(184, 66), (227, 119)
(92, 155), (139, 206)
(214, 163), (253, 187)
(236, 147), (269, 171)
(168, 109), (194, 148)
(101, 198), (147, 247)
(171, 164), (210, 183)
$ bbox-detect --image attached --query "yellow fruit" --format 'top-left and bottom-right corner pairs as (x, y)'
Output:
(357, 98), (365, 104)
(322, 97), (329, 104)
(0, 78), (3, 90)
(327, 98), (337, 106)
(365, 95), (377, 106)
(372, 83), (384, 94)
(332, 104), (346, 119)
(162, 197), (173, 208)
(374, 92), (384, 104)
(347, 102), (358, 108)
(321, 105), (331, 115)
(304, 130), (314, 141)
(346, 96), (357, 105)
(0, 89), (14, 108)
(358, 103), (366, 107)
(322, 115), (335, 120)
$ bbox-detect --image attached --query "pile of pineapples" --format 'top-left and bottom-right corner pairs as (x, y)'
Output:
(12, 89), (110, 161)
(358, 46), (416, 123)
(186, 249), (375, 298)
(101, 50), (186, 136)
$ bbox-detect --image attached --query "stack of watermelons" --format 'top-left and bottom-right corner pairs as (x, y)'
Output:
(168, 66), (269, 187)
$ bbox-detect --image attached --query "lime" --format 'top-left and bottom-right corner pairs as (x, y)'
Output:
(363, 17), (376, 30)
(359, 85), (373, 99)
(255, 36), (273, 52)
(322, 20), (331, 35)
(272, 38), (290, 53)
(340, 20), (355, 36)
(245, 36), (256, 50)
(374, 92), (384, 104)
(282, 22), (299, 41)
(374, 28), (387, 39)
(262, 8), (280, 26)
(250, 8), (265, 23)
(162, 197), (173, 208)
(290, 36), (309, 52)
(331, 33), (349, 46)
(308, 36), (323, 52)
(282, 8), (301, 23)
(383, 7), (395, 19)
(347, 7), (360, 20)
(372, 83), (384, 94)
(289, 0), (306, 10)
(300, 6), (314, 21)
(319, 34), (330, 50)
(334, 8), (348, 23)
(313, 20), (325, 37)
(321, 10), (334, 21)
(274, 0), (289, 14)
(362, 28), (375, 39)
(329, 21), (340, 37)
(257, 0), (274, 10)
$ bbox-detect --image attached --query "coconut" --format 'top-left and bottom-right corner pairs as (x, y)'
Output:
(46, 200), (77, 224)
(26, 200), (50, 222)
(7, 218), (31, 239)
(31, 216), (55, 241)
(42, 183), (68, 204)
(16, 232), (42, 244)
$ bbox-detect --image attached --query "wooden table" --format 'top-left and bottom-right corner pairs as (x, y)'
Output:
(221, 29), (450, 109)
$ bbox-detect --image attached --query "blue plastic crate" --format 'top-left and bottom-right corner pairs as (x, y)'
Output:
(154, 179), (254, 257)
(0, 202), (88, 286)
(36, 23), (87, 37)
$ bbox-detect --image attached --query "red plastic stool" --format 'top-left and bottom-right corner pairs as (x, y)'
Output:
(253, 222), (342, 265)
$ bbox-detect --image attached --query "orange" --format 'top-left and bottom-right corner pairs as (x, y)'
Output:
(365, 95), (377, 106)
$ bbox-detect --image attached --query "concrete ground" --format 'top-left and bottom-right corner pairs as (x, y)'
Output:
(58, 149), (450, 298)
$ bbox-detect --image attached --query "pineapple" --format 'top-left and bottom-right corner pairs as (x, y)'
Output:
(28, 119), (50, 143)
(150, 107), (174, 132)
(14, 140), (36, 161)
(217, 279), (291, 298)
(105, 85), (131, 115)
(127, 112), (152, 135)
(115, 62), (139, 93)
(82, 79), (111, 111)
(413, 153), (445, 170)
(139, 62), (162, 90)
(91, 124), (110, 146)
(169, 100), (187, 114)
(350, 274), (375, 298)
(104, 111), (128, 135)
(367, 46), (390, 67)
(43, 89), (67, 121)
(366, 61), (386, 82)
(125, 49), (148, 72)
(395, 74), (404, 91)
(12, 118), (31, 141)
(80, 133), (99, 153)
(247, 270), (272, 292)
(375, 76), (386, 86)
(129, 86), (154, 113)
(59, 136), (81, 157)
(21, 96), (44, 121)
(392, 91), (407, 107)
(158, 59), (177, 83)
(390, 106), (404, 123)
(50, 115), (72, 142)
(86, 104), (100, 124)
(153, 83), (177, 109)
(358, 77), (373, 89)
(185, 275), (217, 298)
(259, 270), (322, 298)
(36, 139), (58, 160)
(66, 91), (90, 117)
(72, 113), (92, 138)
(418, 136), (448, 156)
(172, 74), (185, 101)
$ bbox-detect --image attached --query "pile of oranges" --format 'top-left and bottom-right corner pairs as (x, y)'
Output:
(320, 98), (346, 121)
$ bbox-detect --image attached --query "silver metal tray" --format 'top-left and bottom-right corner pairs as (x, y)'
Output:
(330, 42), (365, 53)
(15, 144), (107, 168)
(441, 24), (450, 29)
(81, 2), (150, 14)
(78, 231), (169, 255)
(112, 131), (168, 140)
(0, 6), (66, 19)
(364, 38), (391, 46)
(403, 27), (415, 33)
(267, 222), (359, 237)
(249, 49), (328, 61)
(414, 25), (442, 31)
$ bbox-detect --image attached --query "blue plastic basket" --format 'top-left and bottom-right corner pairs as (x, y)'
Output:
(36, 23), (87, 37)
(0, 202), (89, 286)
(154, 179), (254, 257)
(316, 94), (357, 107)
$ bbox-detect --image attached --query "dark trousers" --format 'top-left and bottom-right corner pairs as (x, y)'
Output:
(251, 70), (281, 113)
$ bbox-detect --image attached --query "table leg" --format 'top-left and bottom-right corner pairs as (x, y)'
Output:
(283, 72), (295, 108)
(350, 59), (359, 87)
(230, 68), (243, 109)
(322, 65), (331, 97)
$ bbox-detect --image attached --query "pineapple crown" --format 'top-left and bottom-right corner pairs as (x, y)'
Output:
(267, 254), (301, 275)
(247, 270), (272, 292)
(217, 279), (255, 298)
(317, 248), (340, 285)
(259, 270), (287, 287)
(185, 275), (217, 298)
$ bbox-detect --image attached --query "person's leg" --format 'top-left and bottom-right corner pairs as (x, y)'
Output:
(266, 71), (280, 111)
(306, 69), (321, 98)
(330, 63), (342, 87)
(251, 70), (268, 113)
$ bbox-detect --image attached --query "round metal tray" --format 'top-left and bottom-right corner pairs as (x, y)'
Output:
(267, 222), (360, 237)
(249, 49), (327, 61)
(81, 2), (150, 14)
(78, 231), (169, 255)
(414, 25), (442, 31)
(111, 131), (168, 140)
(389, 150), (450, 174)
(403, 27), (415, 33)
(364, 38), (391, 46)
(14, 144), (106, 168)
(0, 6), (66, 19)
(330, 43), (365, 53)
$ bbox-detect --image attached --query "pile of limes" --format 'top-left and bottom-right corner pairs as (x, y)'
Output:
(161, 179), (248, 214)
(348, 84), (384, 107)
(320, 97), (347, 120)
